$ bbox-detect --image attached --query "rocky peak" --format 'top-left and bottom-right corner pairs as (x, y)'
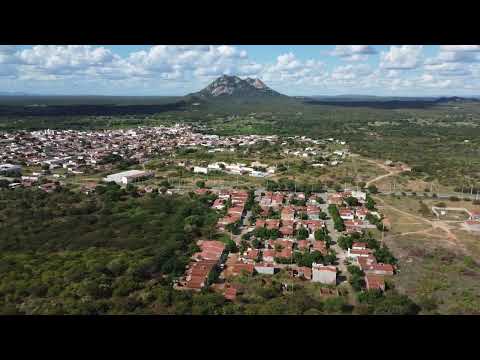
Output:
(190, 75), (283, 98)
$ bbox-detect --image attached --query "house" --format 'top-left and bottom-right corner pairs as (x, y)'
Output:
(357, 255), (377, 270)
(351, 190), (367, 202)
(193, 166), (208, 174)
(355, 208), (369, 220)
(297, 239), (311, 251)
(339, 208), (355, 220)
(297, 266), (312, 280)
(279, 226), (294, 237)
(327, 193), (343, 205)
(352, 242), (367, 250)
(275, 240), (293, 259)
(281, 206), (296, 221)
(231, 263), (255, 277)
(245, 249), (260, 261)
(365, 274), (386, 291)
(256, 219), (266, 229)
(364, 263), (395, 276)
(254, 263), (277, 275)
(262, 249), (276, 263)
(212, 198), (226, 210)
(266, 219), (280, 230)
(184, 259), (217, 291)
(304, 220), (324, 233)
(228, 206), (245, 217)
(271, 193), (284, 207)
(344, 220), (365, 233)
(312, 241), (327, 254)
(251, 170), (267, 177)
(193, 240), (226, 262)
(347, 248), (374, 259)
(469, 211), (480, 221)
(312, 263), (337, 285)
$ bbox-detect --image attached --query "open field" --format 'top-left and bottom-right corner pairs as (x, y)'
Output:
(375, 194), (480, 314)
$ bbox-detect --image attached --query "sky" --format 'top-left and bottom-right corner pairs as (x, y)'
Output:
(1, 45), (480, 96)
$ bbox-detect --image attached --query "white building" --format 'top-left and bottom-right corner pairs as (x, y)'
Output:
(254, 264), (276, 275)
(251, 170), (267, 178)
(351, 190), (367, 201)
(193, 166), (208, 174)
(312, 263), (337, 285)
(104, 170), (153, 185)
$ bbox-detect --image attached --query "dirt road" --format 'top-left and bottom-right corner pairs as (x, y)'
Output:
(361, 158), (403, 188)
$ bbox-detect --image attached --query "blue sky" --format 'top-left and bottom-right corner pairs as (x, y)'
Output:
(1, 45), (480, 96)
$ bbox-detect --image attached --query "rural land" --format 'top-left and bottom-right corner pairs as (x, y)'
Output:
(1, 74), (480, 315)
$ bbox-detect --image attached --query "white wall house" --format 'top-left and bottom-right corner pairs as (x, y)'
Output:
(312, 263), (337, 285)
(193, 166), (208, 174)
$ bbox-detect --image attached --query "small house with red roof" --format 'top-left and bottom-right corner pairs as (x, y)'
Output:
(365, 274), (386, 291)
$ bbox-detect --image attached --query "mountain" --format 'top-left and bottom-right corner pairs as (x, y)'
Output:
(187, 75), (284, 99)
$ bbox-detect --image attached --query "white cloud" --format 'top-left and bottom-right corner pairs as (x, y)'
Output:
(423, 62), (471, 76)
(1, 45), (479, 96)
(331, 45), (376, 61)
(260, 53), (327, 88)
(380, 45), (423, 69)
(331, 64), (372, 80)
(439, 45), (480, 52)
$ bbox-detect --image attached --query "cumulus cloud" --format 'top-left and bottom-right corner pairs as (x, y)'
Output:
(330, 45), (376, 61)
(423, 62), (471, 76)
(261, 53), (326, 85)
(380, 45), (423, 69)
(1, 45), (479, 95)
(331, 64), (372, 80)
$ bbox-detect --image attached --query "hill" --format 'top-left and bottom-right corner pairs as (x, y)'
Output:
(186, 75), (285, 99)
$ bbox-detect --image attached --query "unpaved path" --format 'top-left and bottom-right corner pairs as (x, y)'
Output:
(359, 158), (403, 187)
(374, 196), (458, 241)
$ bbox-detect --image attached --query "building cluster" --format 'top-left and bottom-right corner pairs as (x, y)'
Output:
(192, 161), (276, 178)
(281, 136), (348, 167)
(347, 242), (395, 291)
(215, 189), (250, 230)
(327, 190), (380, 233)
(0, 125), (281, 180)
(175, 240), (226, 291)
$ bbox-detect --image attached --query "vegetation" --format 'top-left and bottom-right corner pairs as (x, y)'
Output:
(328, 204), (345, 232)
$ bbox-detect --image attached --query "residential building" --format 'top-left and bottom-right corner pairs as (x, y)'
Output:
(365, 274), (386, 291)
(312, 263), (337, 284)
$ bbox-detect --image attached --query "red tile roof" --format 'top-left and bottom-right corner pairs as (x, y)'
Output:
(365, 274), (385, 291)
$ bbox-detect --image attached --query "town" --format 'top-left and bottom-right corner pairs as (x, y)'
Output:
(1, 123), (479, 313)
(174, 185), (397, 302)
